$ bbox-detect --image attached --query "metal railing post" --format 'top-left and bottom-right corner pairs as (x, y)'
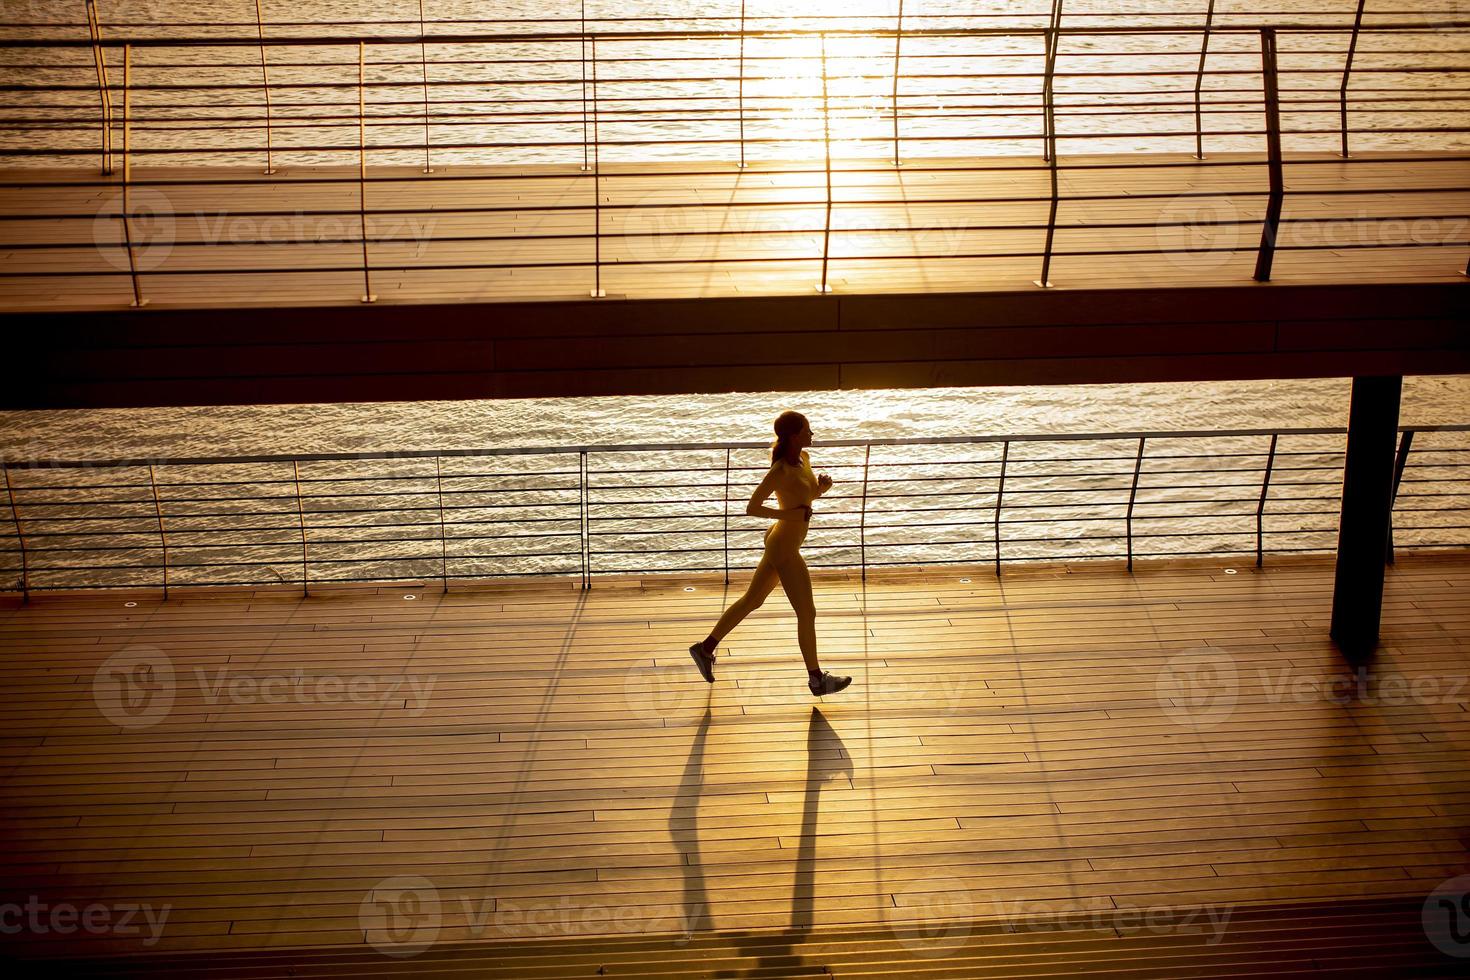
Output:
(1125, 437), (1145, 572)
(580, 1), (590, 172)
(293, 461), (308, 596)
(579, 451), (590, 589)
(993, 440), (1008, 577)
(358, 41), (376, 302)
(1035, 1), (1063, 287)
(1193, 0), (1216, 159)
(1339, 0), (1366, 158)
(1253, 28), (1284, 283)
(722, 449), (731, 585)
(816, 32), (834, 294)
(859, 445), (870, 583)
(86, 0), (114, 175)
(121, 43), (146, 307)
(1256, 432), (1277, 567)
(1386, 428), (1414, 566)
(2, 464), (29, 602)
(1040, 0), (1063, 163)
(436, 456), (449, 592)
(254, 0), (276, 174)
(737, 0), (746, 168)
(147, 464), (168, 599)
(890, 0), (904, 166)
(590, 34), (604, 298)
(418, 0), (433, 173)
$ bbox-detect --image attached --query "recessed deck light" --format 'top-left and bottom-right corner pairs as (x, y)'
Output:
(404, 594), (418, 600)
(124, 601), (137, 608)
(684, 587), (696, 592)
(1224, 569), (1237, 575)
(959, 578), (971, 584)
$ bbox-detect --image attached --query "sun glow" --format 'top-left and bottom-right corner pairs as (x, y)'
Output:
(735, 1), (909, 160)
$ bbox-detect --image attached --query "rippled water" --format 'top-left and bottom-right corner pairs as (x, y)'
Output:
(4, 0), (1469, 167)
(2, 2), (1466, 585)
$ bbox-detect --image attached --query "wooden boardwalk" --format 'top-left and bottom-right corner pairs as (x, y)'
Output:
(1, 552), (1467, 972)
(1, 151), (1466, 311)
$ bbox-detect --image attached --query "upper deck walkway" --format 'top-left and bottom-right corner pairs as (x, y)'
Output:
(2, 552), (1467, 973)
(2, 151), (1466, 311)
(4, 151), (1467, 408)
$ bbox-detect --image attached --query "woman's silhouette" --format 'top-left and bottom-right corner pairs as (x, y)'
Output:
(690, 411), (852, 696)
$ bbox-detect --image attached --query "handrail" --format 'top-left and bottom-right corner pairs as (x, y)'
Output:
(8, 425), (1469, 472)
(2, 423), (1463, 595)
(253, 0), (275, 175)
(9, 21), (1470, 47)
(1192, 0), (1215, 160)
(1339, 0), (1367, 158)
(83, 0), (112, 175)
(1254, 28), (1286, 282)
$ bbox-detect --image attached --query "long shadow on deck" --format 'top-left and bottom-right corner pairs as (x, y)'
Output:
(673, 705), (853, 978)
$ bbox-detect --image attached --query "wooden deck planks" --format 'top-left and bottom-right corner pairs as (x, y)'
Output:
(0, 551), (1466, 964)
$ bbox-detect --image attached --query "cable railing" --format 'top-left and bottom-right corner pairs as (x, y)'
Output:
(2, 424), (1467, 598)
(0, 4), (1467, 306)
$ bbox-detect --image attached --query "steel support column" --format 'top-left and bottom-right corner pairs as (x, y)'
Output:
(1329, 375), (1402, 663)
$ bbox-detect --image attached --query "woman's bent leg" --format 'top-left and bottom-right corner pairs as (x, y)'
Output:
(775, 553), (818, 671)
(707, 553), (781, 648)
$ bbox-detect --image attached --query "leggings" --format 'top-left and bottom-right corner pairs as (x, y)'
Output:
(707, 520), (818, 671)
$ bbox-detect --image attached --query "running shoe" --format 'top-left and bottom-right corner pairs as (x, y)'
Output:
(689, 641), (715, 683)
(808, 671), (852, 696)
